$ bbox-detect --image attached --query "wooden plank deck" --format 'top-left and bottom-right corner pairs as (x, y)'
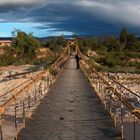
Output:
(18, 56), (121, 140)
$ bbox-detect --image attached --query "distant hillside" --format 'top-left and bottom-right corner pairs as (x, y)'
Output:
(0, 37), (13, 40)
(37, 35), (73, 42)
(37, 37), (57, 42)
(137, 37), (140, 40)
(0, 34), (138, 41)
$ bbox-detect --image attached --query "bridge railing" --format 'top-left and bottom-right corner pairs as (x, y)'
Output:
(0, 46), (70, 140)
(77, 46), (140, 139)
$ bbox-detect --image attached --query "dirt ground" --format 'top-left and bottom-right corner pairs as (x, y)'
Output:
(0, 65), (34, 73)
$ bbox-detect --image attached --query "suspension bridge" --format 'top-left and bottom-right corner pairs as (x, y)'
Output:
(0, 41), (140, 140)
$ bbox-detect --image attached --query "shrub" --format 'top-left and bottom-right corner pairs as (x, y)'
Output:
(49, 66), (58, 76)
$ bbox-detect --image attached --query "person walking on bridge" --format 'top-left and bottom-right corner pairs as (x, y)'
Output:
(75, 53), (81, 69)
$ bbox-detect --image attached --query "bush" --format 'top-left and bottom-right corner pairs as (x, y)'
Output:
(0, 54), (16, 66)
(49, 66), (58, 76)
(100, 53), (121, 67)
(96, 45), (108, 52)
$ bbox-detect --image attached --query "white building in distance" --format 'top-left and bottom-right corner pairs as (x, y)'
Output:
(0, 40), (12, 47)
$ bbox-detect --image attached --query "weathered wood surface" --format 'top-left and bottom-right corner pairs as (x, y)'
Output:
(18, 56), (121, 140)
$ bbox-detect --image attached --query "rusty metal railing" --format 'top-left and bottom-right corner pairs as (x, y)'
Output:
(77, 45), (140, 140)
(0, 46), (70, 140)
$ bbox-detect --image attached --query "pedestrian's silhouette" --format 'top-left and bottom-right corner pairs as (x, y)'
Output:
(75, 54), (81, 69)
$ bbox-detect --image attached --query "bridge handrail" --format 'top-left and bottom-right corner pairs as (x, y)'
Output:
(80, 58), (140, 119)
(95, 70), (140, 99)
(0, 46), (70, 111)
(77, 46), (140, 98)
(77, 46), (140, 119)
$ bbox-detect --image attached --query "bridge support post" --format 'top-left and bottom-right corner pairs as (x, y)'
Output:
(120, 89), (124, 140)
(98, 80), (100, 93)
(34, 84), (37, 105)
(101, 83), (104, 99)
(44, 78), (47, 94)
(22, 100), (25, 128)
(103, 88), (107, 110)
(0, 114), (3, 140)
(109, 93), (112, 117)
(14, 105), (18, 140)
(39, 82), (43, 98)
(114, 111), (117, 126)
(28, 94), (31, 110)
(121, 105), (124, 140)
(48, 76), (51, 88)
(96, 76), (98, 91)
(47, 77), (49, 88)
(50, 75), (53, 87)
(133, 116), (136, 140)
(112, 92), (117, 126)
(27, 93), (31, 119)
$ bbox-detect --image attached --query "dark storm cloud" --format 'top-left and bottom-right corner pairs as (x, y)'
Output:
(0, 0), (140, 35)
(26, 1), (119, 35)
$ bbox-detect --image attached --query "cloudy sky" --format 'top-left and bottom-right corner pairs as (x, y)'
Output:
(0, 0), (140, 37)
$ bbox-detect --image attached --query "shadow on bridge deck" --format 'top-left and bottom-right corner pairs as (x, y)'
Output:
(18, 58), (121, 140)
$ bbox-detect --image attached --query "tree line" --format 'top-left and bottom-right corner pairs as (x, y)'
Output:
(0, 30), (67, 66)
(76, 28), (140, 73)
(0, 28), (139, 73)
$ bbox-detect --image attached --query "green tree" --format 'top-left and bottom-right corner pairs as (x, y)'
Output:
(57, 35), (67, 48)
(13, 30), (40, 59)
(126, 33), (137, 51)
(119, 28), (128, 50)
(105, 36), (120, 51)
